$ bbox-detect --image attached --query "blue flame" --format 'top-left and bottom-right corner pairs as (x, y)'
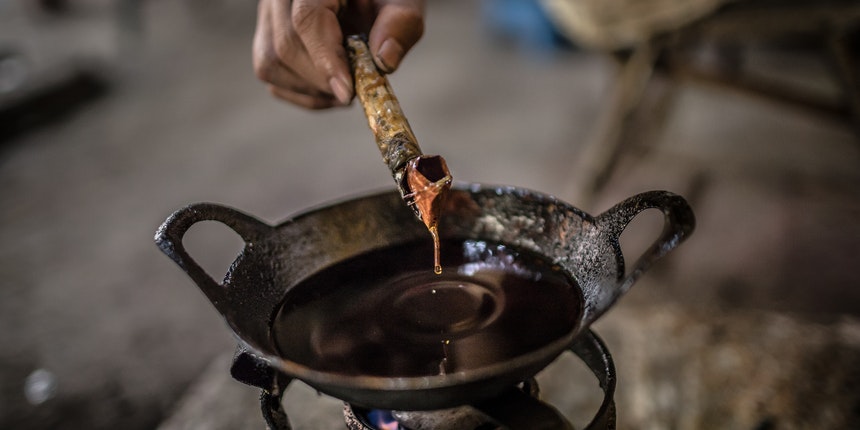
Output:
(366, 409), (401, 429)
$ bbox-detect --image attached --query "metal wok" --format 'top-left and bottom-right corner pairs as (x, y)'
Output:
(155, 184), (693, 411)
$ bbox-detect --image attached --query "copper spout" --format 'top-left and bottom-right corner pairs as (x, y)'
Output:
(404, 155), (452, 230)
(405, 155), (452, 274)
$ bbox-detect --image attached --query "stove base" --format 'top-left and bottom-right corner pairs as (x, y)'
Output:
(232, 330), (615, 430)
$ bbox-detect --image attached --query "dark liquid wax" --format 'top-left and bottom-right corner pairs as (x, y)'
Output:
(270, 240), (582, 378)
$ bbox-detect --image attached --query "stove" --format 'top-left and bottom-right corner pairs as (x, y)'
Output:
(230, 330), (616, 430)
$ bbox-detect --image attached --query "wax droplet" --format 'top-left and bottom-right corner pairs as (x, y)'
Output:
(430, 225), (442, 275)
(439, 338), (451, 375)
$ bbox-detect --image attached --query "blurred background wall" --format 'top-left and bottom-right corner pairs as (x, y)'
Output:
(1, 0), (858, 428)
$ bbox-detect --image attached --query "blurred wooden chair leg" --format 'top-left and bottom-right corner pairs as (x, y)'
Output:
(571, 40), (661, 204)
(825, 24), (860, 137)
(571, 1), (860, 206)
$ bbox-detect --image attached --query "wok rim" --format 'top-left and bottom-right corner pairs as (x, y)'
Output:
(255, 181), (594, 398)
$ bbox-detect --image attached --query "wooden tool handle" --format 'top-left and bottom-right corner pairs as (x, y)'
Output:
(346, 35), (422, 194)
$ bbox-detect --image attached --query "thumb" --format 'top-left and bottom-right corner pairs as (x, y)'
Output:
(368, 1), (425, 73)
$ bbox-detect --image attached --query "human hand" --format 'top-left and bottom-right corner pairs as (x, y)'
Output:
(253, 0), (425, 109)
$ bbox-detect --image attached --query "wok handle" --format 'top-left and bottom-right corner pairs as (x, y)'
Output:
(154, 203), (272, 309)
(595, 190), (695, 299)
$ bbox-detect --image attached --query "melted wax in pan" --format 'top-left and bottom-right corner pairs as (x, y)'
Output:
(270, 239), (583, 378)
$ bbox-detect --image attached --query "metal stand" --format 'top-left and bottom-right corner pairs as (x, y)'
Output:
(230, 330), (616, 430)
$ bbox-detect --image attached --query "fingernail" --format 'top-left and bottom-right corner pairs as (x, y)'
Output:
(329, 76), (353, 105)
(376, 39), (404, 73)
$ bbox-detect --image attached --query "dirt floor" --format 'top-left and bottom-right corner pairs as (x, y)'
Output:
(1, 1), (858, 429)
